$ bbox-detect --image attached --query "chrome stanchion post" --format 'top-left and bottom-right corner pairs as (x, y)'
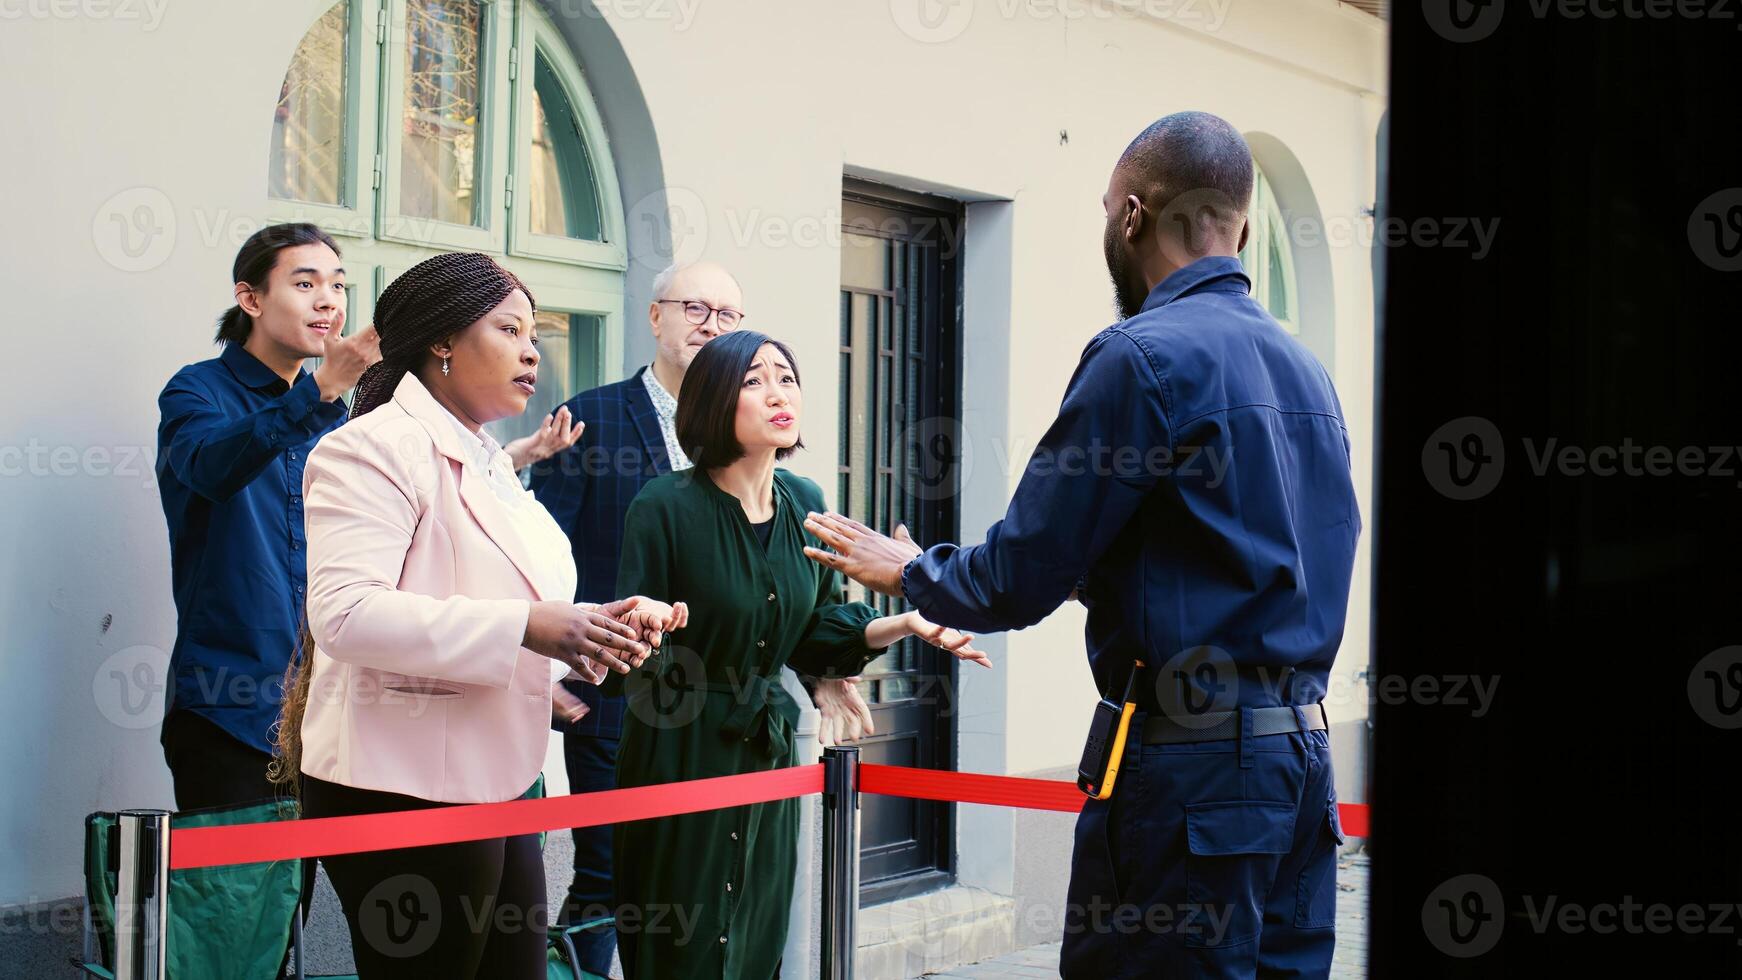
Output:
(820, 745), (860, 980)
(114, 809), (170, 980)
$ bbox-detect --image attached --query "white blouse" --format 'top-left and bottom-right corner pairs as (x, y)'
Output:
(440, 408), (578, 684)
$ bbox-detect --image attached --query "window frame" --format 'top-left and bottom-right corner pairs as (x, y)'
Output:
(518, 275), (629, 392)
(375, 0), (514, 253)
(271, 0), (629, 388)
(504, 10), (628, 270)
(1242, 169), (1301, 335)
(264, 0), (378, 239)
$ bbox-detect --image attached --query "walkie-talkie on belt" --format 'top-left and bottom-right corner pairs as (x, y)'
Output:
(1077, 659), (1145, 800)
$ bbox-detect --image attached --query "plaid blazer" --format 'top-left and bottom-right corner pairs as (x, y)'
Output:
(529, 366), (675, 738)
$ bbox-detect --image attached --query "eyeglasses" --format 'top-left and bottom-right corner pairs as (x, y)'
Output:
(657, 299), (743, 330)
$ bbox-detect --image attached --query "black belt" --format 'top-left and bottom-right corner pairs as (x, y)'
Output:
(1141, 703), (1329, 745)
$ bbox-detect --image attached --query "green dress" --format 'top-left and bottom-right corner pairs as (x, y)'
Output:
(605, 467), (885, 979)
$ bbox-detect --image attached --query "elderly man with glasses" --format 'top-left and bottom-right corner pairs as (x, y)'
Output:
(529, 260), (873, 978)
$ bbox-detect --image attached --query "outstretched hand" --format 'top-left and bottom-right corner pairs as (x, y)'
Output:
(802, 512), (923, 597)
(506, 406), (584, 473)
(907, 612), (993, 669)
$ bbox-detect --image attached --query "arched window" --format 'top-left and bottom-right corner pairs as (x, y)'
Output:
(266, 0), (626, 446)
(1239, 167), (1300, 336)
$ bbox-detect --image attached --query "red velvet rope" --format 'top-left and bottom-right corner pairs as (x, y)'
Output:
(169, 765), (823, 870)
(165, 762), (1370, 870)
(860, 763), (1371, 837)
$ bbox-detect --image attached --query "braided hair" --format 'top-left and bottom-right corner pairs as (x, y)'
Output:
(349, 252), (535, 419)
(275, 251), (534, 793)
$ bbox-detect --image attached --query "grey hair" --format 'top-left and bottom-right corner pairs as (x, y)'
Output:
(650, 262), (680, 302)
(649, 261), (745, 303)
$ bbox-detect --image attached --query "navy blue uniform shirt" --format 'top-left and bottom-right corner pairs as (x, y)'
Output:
(904, 257), (1360, 710)
(156, 343), (347, 753)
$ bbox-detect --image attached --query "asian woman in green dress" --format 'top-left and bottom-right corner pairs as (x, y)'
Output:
(605, 330), (990, 979)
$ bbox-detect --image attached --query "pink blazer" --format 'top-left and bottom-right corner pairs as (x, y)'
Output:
(299, 372), (577, 803)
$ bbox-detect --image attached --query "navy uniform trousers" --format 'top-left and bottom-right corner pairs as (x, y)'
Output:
(1061, 722), (1343, 978)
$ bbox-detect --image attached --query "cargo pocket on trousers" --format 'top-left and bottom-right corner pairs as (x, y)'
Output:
(1183, 800), (1295, 949)
(1294, 800), (1346, 930)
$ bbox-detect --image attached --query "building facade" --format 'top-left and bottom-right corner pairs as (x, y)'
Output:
(0, 0), (1384, 973)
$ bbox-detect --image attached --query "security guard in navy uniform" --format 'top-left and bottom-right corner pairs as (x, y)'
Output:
(803, 111), (1361, 977)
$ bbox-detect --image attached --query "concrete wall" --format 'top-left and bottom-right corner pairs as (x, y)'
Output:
(0, 0), (1383, 921)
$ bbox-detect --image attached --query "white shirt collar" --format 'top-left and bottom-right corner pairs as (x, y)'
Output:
(436, 403), (503, 468)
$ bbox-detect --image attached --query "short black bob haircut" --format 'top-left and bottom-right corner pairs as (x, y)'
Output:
(675, 330), (804, 469)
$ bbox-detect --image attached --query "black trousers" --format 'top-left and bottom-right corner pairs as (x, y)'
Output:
(160, 709), (288, 811)
(160, 709), (317, 974)
(301, 774), (548, 979)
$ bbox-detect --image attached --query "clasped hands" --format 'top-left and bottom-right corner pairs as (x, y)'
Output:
(525, 595), (689, 686)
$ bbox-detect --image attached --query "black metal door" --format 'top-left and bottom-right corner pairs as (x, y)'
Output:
(836, 182), (964, 901)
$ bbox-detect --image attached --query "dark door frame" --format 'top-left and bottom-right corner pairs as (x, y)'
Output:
(838, 177), (966, 906)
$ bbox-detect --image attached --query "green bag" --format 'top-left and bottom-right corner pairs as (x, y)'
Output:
(82, 798), (313, 980)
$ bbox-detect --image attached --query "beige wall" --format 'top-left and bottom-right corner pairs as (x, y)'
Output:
(0, 0), (1382, 906)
